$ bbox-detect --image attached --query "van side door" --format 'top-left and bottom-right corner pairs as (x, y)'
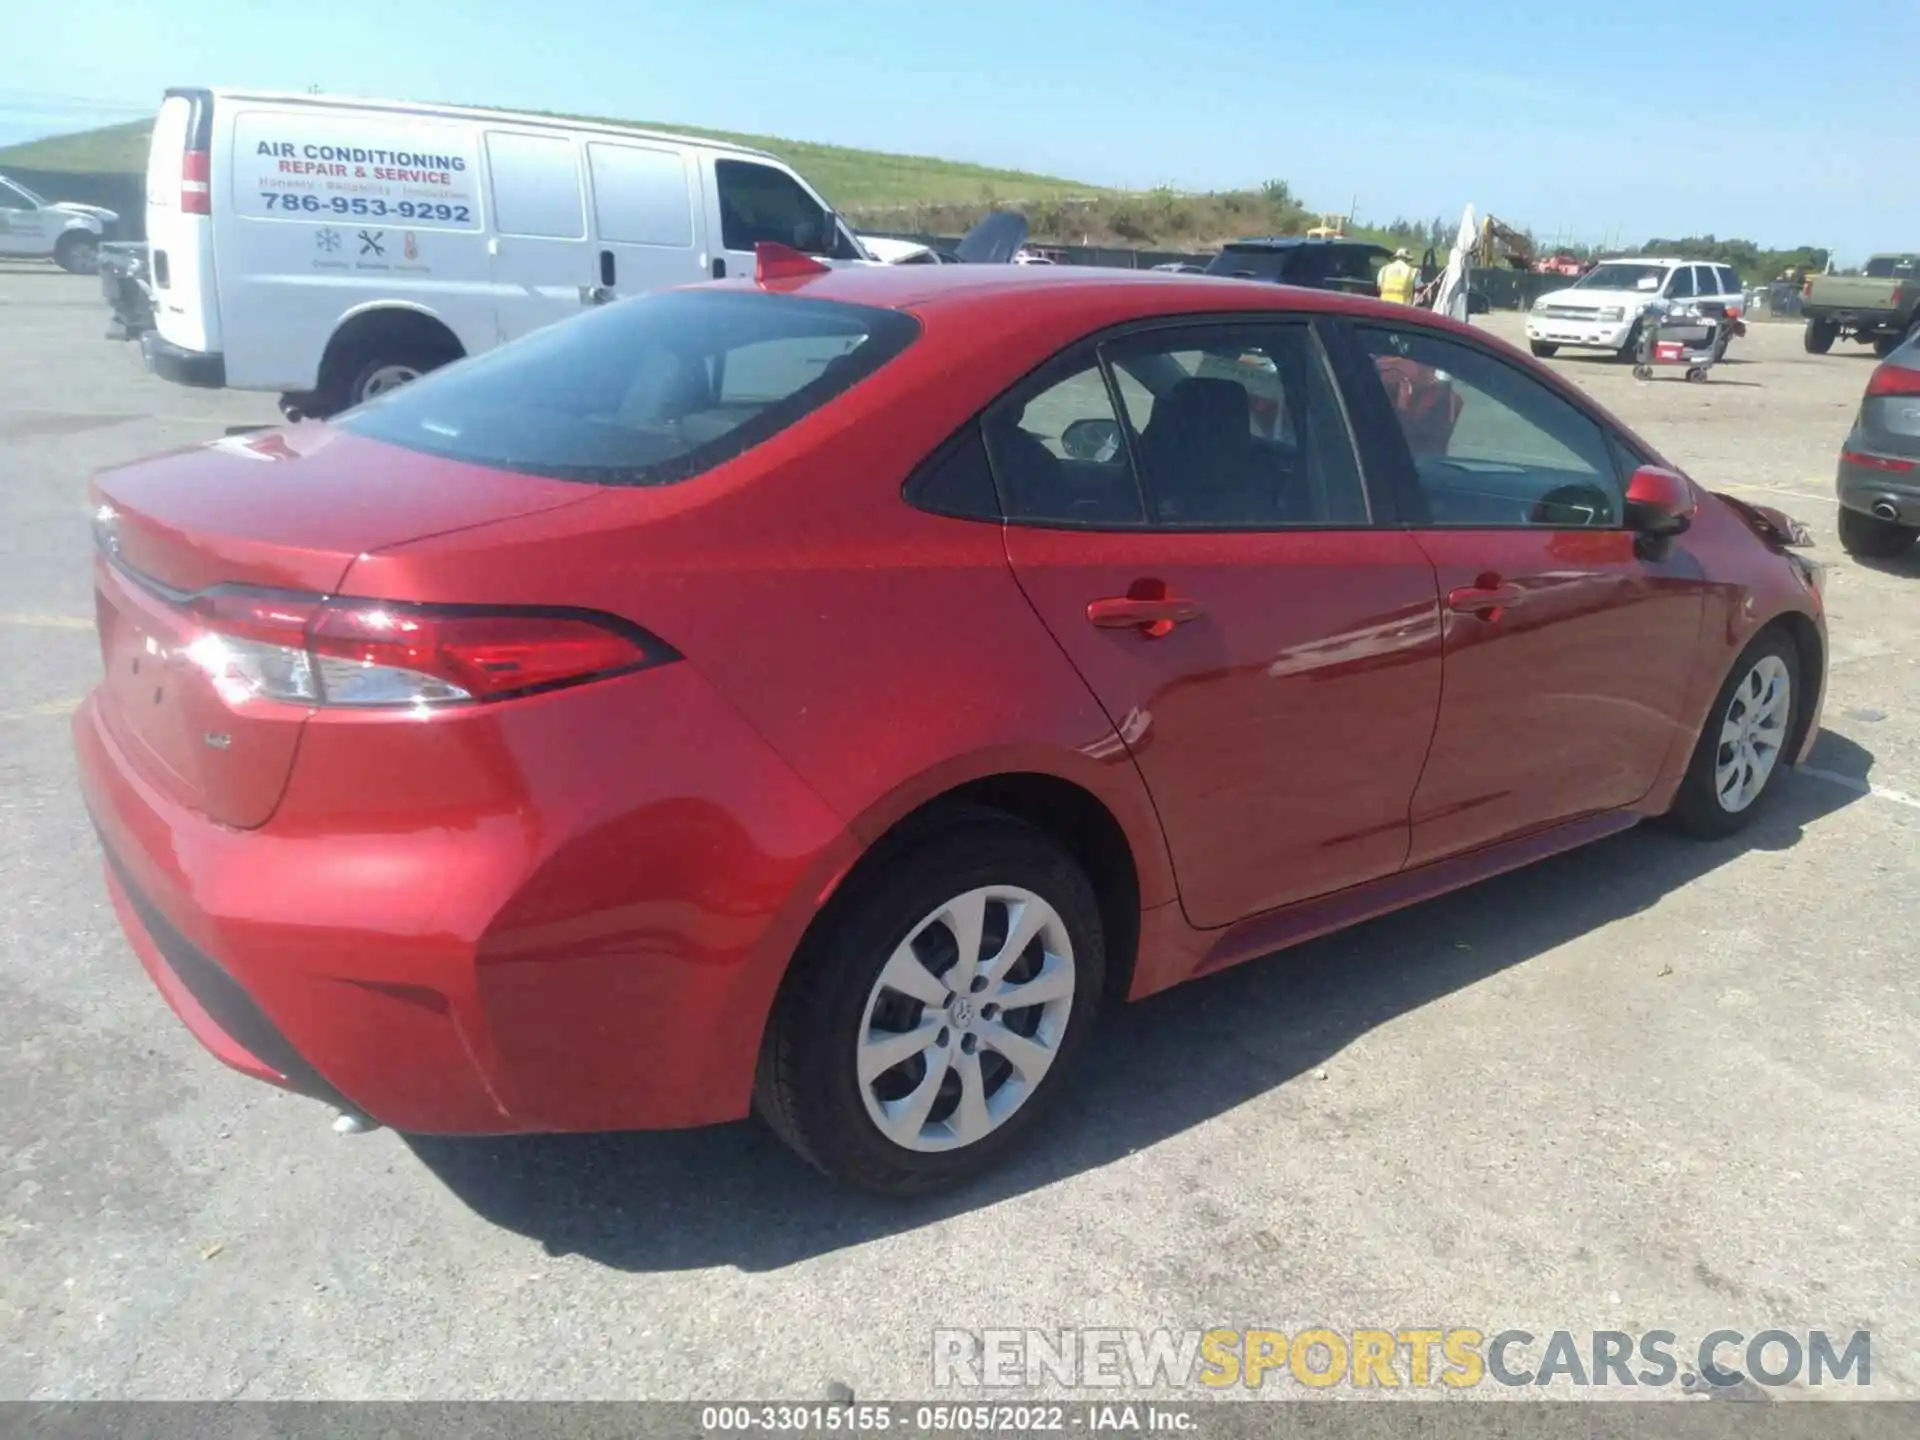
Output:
(482, 129), (592, 343)
(581, 141), (705, 302)
(700, 156), (860, 280)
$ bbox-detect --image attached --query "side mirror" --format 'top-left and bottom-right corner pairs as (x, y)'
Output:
(1061, 417), (1121, 462)
(1624, 464), (1695, 538)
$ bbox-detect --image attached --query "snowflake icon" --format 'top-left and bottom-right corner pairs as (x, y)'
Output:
(316, 228), (343, 254)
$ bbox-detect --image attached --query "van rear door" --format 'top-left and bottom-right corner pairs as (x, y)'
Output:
(146, 89), (221, 355)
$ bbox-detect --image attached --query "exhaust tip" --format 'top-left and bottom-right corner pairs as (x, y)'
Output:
(1872, 500), (1901, 522)
(331, 1109), (381, 1136)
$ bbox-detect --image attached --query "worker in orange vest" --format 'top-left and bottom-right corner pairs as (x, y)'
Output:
(1378, 247), (1419, 305)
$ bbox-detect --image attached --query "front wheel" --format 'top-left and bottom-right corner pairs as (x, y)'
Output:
(756, 810), (1105, 1195)
(1666, 632), (1799, 838)
(1616, 319), (1647, 363)
(1529, 341), (1559, 359)
(1838, 504), (1920, 559)
(54, 231), (99, 275)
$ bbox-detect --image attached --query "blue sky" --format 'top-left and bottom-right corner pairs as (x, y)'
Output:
(4, 0), (1912, 260)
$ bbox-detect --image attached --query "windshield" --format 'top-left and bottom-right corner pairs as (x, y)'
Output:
(338, 290), (919, 486)
(1574, 263), (1668, 292)
(1, 176), (46, 207)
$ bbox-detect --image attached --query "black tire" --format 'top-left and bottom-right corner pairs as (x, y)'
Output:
(1529, 341), (1559, 359)
(755, 808), (1106, 1196)
(1616, 318), (1647, 363)
(1838, 503), (1919, 559)
(54, 231), (99, 275)
(1666, 631), (1801, 838)
(308, 330), (461, 418)
(1803, 319), (1838, 354)
(1873, 332), (1903, 360)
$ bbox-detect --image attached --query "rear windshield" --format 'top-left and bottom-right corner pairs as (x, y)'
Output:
(1864, 256), (1920, 279)
(337, 290), (919, 486)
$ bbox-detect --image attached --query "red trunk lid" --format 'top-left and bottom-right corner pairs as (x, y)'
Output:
(90, 425), (596, 828)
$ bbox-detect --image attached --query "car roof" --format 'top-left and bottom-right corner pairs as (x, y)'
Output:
(1221, 236), (1385, 251)
(737, 259), (1449, 329)
(194, 88), (781, 162)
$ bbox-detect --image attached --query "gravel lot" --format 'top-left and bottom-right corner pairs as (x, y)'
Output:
(3, 264), (1916, 1402)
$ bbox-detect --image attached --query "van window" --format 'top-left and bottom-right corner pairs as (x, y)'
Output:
(587, 143), (692, 248)
(336, 290), (919, 487)
(485, 132), (584, 239)
(714, 159), (835, 253)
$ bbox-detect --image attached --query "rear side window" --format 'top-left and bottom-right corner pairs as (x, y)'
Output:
(1716, 266), (1741, 296)
(337, 290), (918, 486)
(587, 143), (693, 248)
(486, 132), (584, 239)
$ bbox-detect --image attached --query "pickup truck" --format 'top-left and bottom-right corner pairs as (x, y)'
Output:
(1803, 254), (1920, 357)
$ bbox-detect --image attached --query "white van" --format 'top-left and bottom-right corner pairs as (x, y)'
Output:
(141, 87), (872, 417)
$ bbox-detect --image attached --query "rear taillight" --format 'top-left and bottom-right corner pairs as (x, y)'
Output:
(181, 149), (211, 215)
(180, 588), (671, 708)
(1801, 279), (1813, 298)
(1866, 364), (1920, 398)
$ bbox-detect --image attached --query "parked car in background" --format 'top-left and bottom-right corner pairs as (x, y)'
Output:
(1802, 254), (1920, 358)
(139, 86), (868, 420)
(75, 259), (1827, 1194)
(1835, 328), (1920, 559)
(0, 173), (118, 273)
(1203, 236), (1390, 296)
(1527, 258), (1744, 360)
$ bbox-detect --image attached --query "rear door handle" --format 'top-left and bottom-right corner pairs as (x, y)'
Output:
(1087, 595), (1205, 638)
(1447, 582), (1525, 616)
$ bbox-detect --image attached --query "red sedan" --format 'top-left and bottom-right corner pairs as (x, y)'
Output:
(75, 255), (1828, 1194)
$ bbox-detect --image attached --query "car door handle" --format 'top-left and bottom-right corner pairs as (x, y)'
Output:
(1447, 582), (1525, 616)
(1087, 595), (1205, 637)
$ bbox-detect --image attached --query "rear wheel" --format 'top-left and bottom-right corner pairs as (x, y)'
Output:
(1838, 504), (1920, 559)
(1803, 319), (1838, 354)
(1873, 332), (1904, 359)
(54, 231), (98, 275)
(307, 325), (462, 418)
(756, 810), (1105, 1196)
(1667, 632), (1799, 838)
(1529, 341), (1559, 359)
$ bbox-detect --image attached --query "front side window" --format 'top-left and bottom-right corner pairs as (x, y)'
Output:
(714, 159), (845, 256)
(338, 290), (917, 486)
(1356, 326), (1623, 528)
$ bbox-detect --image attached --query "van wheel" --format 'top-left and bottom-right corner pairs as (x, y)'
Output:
(310, 330), (461, 418)
(54, 232), (99, 275)
(756, 808), (1105, 1196)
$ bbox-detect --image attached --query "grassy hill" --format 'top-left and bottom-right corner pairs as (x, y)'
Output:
(0, 110), (1325, 249)
(0, 112), (1108, 209)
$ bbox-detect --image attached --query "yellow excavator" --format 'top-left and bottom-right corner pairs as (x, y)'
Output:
(1472, 215), (1535, 270)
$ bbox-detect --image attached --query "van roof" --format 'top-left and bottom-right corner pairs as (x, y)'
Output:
(190, 88), (782, 163)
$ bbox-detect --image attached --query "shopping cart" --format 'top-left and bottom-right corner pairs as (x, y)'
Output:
(1632, 298), (1740, 382)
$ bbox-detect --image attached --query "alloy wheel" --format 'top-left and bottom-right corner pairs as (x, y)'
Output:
(357, 363), (422, 401)
(856, 886), (1075, 1153)
(1714, 654), (1792, 813)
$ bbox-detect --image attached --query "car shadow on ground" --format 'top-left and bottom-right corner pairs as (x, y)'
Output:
(408, 731), (1875, 1273)
(1847, 546), (1920, 580)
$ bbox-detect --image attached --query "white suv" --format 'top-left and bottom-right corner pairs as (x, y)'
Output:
(1527, 258), (1745, 360)
(0, 174), (117, 273)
